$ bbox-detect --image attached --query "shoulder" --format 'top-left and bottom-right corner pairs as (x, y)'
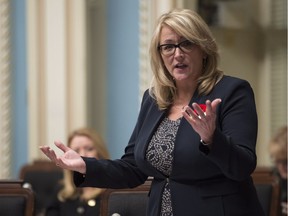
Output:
(141, 89), (157, 107)
(207, 75), (256, 106)
(137, 89), (163, 121)
(214, 75), (254, 94)
(143, 89), (154, 100)
(218, 75), (251, 87)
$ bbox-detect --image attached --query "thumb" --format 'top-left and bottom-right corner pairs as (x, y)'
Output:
(54, 141), (70, 153)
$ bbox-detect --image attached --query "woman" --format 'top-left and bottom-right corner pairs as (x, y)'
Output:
(41, 9), (264, 215)
(45, 128), (109, 216)
(269, 126), (287, 215)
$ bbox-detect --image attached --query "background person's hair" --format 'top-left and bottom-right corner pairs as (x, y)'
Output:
(269, 126), (287, 162)
(149, 9), (223, 110)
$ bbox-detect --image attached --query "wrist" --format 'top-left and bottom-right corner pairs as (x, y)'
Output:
(78, 157), (87, 174)
(200, 139), (211, 146)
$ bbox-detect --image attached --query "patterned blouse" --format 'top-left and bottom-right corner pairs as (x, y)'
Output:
(146, 117), (181, 216)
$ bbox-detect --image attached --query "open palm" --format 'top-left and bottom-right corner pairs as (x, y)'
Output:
(40, 141), (86, 174)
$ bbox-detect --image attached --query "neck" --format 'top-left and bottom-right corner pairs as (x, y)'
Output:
(174, 87), (196, 106)
(176, 78), (197, 94)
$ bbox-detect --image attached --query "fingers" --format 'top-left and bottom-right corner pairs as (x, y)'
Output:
(54, 141), (70, 153)
(211, 98), (221, 110)
(182, 98), (221, 119)
(205, 98), (221, 114)
(39, 142), (68, 161)
(39, 146), (57, 161)
(192, 103), (206, 119)
(182, 105), (198, 121)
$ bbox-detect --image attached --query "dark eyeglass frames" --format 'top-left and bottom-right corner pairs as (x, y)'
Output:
(158, 40), (195, 56)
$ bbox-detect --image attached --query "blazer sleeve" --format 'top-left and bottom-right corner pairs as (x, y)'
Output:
(200, 78), (258, 181)
(74, 92), (150, 189)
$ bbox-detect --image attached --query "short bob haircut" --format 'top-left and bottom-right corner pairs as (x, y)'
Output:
(149, 9), (223, 110)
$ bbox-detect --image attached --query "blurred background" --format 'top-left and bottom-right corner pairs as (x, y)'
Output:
(0, 0), (286, 179)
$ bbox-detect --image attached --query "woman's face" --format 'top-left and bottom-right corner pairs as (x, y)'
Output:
(159, 25), (205, 84)
(69, 135), (99, 158)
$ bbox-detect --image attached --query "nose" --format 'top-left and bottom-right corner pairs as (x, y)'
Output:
(78, 149), (87, 157)
(174, 47), (184, 58)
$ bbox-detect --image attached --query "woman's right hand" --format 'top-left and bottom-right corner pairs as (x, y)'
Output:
(40, 141), (86, 174)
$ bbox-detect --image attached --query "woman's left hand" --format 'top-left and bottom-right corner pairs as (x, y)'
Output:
(182, 98), (222, 145)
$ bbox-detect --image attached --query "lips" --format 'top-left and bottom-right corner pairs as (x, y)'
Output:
(175, 63), (187, 69)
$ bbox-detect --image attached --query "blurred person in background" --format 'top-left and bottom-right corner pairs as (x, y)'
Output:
(45, 128), (110, 216)
(269, 126), (287, 215)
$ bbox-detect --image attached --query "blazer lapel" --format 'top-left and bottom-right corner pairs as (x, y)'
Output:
(137, 103), (166, 156)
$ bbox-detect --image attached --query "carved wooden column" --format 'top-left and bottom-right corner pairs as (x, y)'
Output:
(0, 0), (12, 178)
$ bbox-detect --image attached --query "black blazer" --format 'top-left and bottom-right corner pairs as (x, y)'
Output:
(74, 76), (265, 216)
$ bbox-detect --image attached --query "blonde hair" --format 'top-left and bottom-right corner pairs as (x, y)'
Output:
(268, 126), (287, 162)
(149, 9), (223, 110)
(58, 128), (110, 201)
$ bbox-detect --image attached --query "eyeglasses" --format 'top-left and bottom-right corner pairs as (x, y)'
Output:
(158, 40), (195, 56)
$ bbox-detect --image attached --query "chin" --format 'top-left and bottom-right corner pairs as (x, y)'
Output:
(174, 75), (192, 82)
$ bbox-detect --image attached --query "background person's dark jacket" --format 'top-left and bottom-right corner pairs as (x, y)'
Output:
(45, 185), (101, 216)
